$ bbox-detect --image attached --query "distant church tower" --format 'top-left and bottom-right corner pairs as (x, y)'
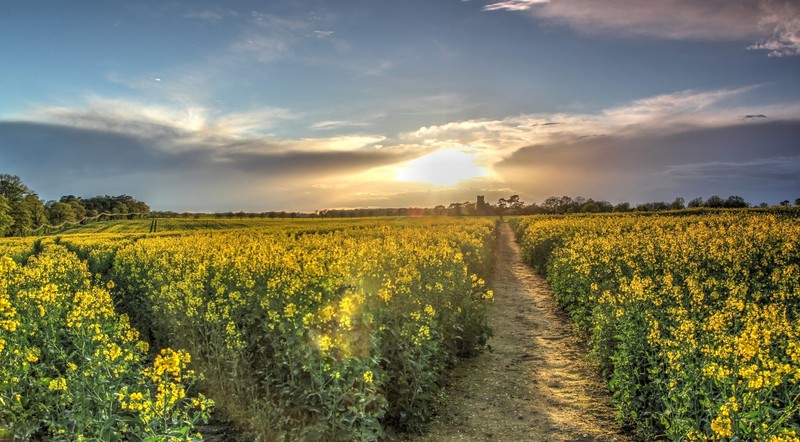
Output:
(477, 195), (487, 214)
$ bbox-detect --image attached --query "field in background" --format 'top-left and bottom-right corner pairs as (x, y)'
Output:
(46, 216), (417, 234)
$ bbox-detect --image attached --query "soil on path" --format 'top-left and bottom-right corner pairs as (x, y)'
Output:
(415, 222), (629, 442)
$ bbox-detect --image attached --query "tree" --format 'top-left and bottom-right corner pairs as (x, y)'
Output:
(596, 200), (614, 213)
(542, 196), (560, 213)
(613, 202), (631, 212)
(704, 195), (725, 208)
(688, 197), (704, 208)
(0, 195), (13, 236)
(498, 195), (524, 215)
(0, 174), (36, 235)
(0, 174), (32, 205)
(47, 201), (77, 225)
(723, 195), (748, 208)
(21, 195), (47, 230)
(68, 200), (87, 221)
(795, 198), (800, 206)
(780, 200), (790, 207)
(669, 197), (685, 210)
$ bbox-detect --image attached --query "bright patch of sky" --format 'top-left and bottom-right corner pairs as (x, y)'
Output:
(1, 0), (798, 211)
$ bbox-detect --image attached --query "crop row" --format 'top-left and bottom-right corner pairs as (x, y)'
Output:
(1, 218), (496, 440)
(512, 213), (800, 441)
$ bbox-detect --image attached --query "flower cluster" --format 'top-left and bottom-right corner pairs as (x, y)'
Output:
(0, 243), (211, 440)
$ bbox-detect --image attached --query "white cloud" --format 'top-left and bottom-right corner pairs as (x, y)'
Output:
(401, 87), (800, 170)
(33, 97), (297, 142)
(483, 0), (800, 56)
(483, 0), (550, 12)
(748, 1), (800, 56)
(310, 120), (370, 130)
(184, 8), (239, 22)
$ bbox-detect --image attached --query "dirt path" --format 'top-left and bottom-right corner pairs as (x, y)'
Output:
(416, 222), (629, 442)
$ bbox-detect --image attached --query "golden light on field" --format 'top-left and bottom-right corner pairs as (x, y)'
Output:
(395, 149), (487, 186)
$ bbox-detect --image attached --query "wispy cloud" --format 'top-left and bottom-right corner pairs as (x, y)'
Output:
(310, 120), (370, 130)
(402, 86), (800, 167)
(748, 1), (800, 56)
(365, 60), (395, 76)
(184, 8), (239, 22)
(483, 0), (800, 56)
(483, 0), (550, 12)
(30, 97), (295, 145)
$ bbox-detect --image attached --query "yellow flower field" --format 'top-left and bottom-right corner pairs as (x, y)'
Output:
(512, 212), (800, 441)
(1, 217), (495, 440)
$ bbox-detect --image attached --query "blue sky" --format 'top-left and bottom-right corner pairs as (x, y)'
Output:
(1, 0), (799, 211)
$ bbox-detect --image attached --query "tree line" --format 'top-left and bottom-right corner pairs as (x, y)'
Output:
(512, 194), (800, 215)
(316, 194), (800, 218)
(0, 174), (150, 236)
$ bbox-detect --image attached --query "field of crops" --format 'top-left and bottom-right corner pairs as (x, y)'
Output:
(0, 218), (496, 441)
(512, 212), (800, 441)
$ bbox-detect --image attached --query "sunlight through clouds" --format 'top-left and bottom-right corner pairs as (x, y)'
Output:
(395, 149), (488, 186)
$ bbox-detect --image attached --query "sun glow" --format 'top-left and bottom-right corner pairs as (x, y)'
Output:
(395, 149), (487, 186)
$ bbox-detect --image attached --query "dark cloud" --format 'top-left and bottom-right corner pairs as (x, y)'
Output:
(0, 121), (206, 175)
(495, 120), (800, 204)
(0, 121), (412, 210)
(225, 149), (414, 177)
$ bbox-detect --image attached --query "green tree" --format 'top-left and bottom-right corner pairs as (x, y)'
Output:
(0, 174), (36, 235)
(67, 200), (87, 220)
(21, 194), (48, 232)
(47, 201), (77, 225)
(0, 195), (13, 235)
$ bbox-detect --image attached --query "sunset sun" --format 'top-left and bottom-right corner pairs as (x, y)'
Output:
(395, 149), (488, 186)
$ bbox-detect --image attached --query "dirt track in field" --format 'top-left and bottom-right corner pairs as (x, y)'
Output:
(415, 222), (629, 442)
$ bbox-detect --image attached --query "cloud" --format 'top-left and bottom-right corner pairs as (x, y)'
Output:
(310, 120), (371, 130)
(492, 121), (800, 204)
(0, 119), (409, 211)
(483, 0), (800, 56)
(748, 1), (800, 56)
(28, 97), (296, 149)
(658, 156), (800, 184)
(402, 87), (800, 159)
(3, 87), (799, 211)
(184, 8), (239, 22)
(313, 30), (334, 38)
(483, 0), (550, 12)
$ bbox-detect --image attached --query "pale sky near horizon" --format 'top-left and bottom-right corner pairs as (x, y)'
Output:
(1, 0), (799, 211)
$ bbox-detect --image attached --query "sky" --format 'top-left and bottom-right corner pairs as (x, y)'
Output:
(1, 0), (799, 212)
